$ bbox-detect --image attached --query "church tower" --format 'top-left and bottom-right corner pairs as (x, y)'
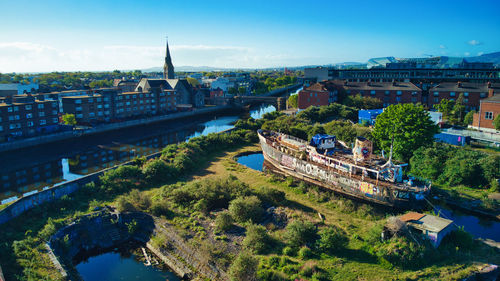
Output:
(163, 40), (175, 79)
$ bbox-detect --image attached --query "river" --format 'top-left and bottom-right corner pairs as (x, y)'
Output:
(0, 104), (278, 204)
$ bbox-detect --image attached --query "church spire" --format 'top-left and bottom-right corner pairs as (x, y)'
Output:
(163, 38), (174, 79)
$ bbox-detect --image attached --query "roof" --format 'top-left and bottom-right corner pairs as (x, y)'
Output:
(399, 212), (425, 222)
(401, 212), (453, 233)
(481, 93), (500, 103)
(430, 82), (500, 92)
(342, 81), (421, 91)
(305, 83), (328, 92)
(62, 94), (102, 99)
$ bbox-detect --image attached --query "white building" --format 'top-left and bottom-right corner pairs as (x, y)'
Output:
(210, 77), (231, 92)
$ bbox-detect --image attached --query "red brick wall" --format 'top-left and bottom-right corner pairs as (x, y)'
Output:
(473, 101), (500, 129)
(427, 90), (484, 110)
(298, 90), (329, 109)
(353, 90), (421, 105)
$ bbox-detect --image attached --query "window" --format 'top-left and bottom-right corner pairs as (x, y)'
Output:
(40, 119), (46, 125)
(25, 105), (32, 110)
(13, 106), (19, 111)
(76, 106), (82, 111)
(51, 102), (57, 107)
(88, 98), (93, 103)
(434, 97), (439, 103)
(38, 103), (44, 109)
(26, 113), (33, 119)
(8, 116), (14, 121)
(51, 110), (57, 115)
(464, 98), (469, 103)
(411, 97), (417, 103)
(7, 107), (13, 112)
(370, 90), (376, 95)
(396, 91), (402, 96)
(411, 91), (417, 96)
(96, 97), (102, 102)
(98, 111), (103, 116)
(480, 93), (486, 98)
(75, 99), (82, 104)
(464, 92), (469, 97)
(97, 104), (102, 109)
(27, 121), (34, 127)
(396, 96), (401, 102)
(9, 124), (16, 129)
(450, 92), (456, 97)
(14, 115), (20, 120)
(39, 111), (45, 117)
(89, 112), (95, 117)
(76, 114), (83, 118)
(433, 92), (439, 96)
(485, 112), (493, 120)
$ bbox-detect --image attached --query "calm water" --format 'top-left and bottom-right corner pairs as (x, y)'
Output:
(0, 105), (276, 204)
(76, 251), (180, 281)
(237, 152), (500, 241)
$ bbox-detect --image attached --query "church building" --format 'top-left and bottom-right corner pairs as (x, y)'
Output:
(136, 40), (204, 108)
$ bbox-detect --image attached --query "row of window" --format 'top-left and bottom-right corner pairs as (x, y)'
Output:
(5, 111), (57, 121)
(5, 103), (56, 112)
(433, 91), (487, 98)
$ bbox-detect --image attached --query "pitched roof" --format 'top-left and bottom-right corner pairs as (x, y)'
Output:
(342, 81), (421, 91)
(400, 212), (453, 233)
(430, 82), (500, 92)
(482, 93), (500, 103)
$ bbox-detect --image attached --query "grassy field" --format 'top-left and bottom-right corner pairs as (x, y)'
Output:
(1, 143), (499, 281)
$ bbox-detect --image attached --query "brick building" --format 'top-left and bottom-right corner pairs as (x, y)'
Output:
(297, 82), (337, 109)
(341, 81), (422, 107)
(472, 92), (499, 131)
(62, 88), (177, 124)
(0, 94), (59, 142)
(428, 82), (499, 111)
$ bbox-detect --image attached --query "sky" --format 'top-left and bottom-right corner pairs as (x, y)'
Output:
(0, 0), (499, 73)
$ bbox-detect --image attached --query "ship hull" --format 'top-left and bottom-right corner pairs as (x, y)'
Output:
(258, 132), (426, 209)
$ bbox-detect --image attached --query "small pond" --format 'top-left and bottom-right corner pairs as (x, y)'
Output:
(76, 248), (180, 281)
(236, 152), (500, 241)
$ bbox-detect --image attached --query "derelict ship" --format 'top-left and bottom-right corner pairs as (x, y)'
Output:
(258, 129), (431, 209)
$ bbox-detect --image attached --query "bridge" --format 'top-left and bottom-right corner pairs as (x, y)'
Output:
(232, 84), (302, 111)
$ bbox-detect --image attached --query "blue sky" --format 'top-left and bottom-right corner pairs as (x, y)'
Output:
(0, 0), (499, 72)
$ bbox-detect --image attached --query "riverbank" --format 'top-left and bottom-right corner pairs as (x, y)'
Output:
(0, 105), (235, 153)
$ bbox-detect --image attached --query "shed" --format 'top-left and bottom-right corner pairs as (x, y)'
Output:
(400, 212), (455, 247)
(434, 132), (471, 146)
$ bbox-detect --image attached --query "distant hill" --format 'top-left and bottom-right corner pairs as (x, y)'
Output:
(465, 51), (500, 66)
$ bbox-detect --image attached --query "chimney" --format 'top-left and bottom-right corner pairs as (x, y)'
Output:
(5, 95), (13, 104)
(392, 79), (396, 86)
(487, 81), (492, 88)
(457, 81), (462, 88)
(343, 80), (348, 86)
(488, 89), (495, 98)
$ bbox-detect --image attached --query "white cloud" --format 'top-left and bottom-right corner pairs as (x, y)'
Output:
(439, 45), (447, 49)
(464, 52), (470, 56)
(477, 52), (484, 56)
(467, 39), (482, 46)
(0, 42), (306, 72)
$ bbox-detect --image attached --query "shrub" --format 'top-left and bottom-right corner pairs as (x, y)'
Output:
(116, 189), (151, 212)
(376, 236), (426, 268)
(282, 246), (296, 256)
(256, 186), (285, 205)
(150, 200), (173, 218)
(229, 196), (264, 223)
(298, 246), (313, 259)
(285, 220), (317, 247)
(229, 251), (258, 281)
(315, 226), (348, 253)
(440, 228), (474, 251)
(142, 159), (175, 185)
(99, 165), (144, 195)
(215, 211), (234, 232)
(243, 224), (272, 254)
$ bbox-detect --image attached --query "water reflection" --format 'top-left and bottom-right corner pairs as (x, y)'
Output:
(0, 105), (275, 203)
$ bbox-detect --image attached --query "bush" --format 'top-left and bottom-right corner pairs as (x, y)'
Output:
(99, 165), (144, 195)
(243, 224), (272, 254)
(376, 236), (426, 268)
(142, 159), (176, 185)
(440, 228), (474, 251)
(315, 226), (348, 253)
(150, 200), (173, 218)
(298, 246), (313, 259)
(215, 211), (234, 232)
(256, 186), (286, 205)
(116, 189), (151, 212)
(285, 220), (317, 247)
(229, 196), (264, 223)
(282, 246), (296, 256)
(229, 251), (258, 281)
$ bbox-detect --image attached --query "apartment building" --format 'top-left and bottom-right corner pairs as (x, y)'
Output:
(428, 82), (499, 110)
(0, 94), (59, 142)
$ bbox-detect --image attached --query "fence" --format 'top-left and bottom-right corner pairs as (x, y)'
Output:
(443, 128), (500, 143)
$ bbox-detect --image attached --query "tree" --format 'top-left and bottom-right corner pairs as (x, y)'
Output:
(494, 114), (500, 131)
(315, 226), (348, 253)
(229, 251), (258, 281)
(452, 94), (466, 125)
(215, 211), (233, 232)
(288, 94), (298, 108)
(228, 87), (238, 95)
(372, 104), (439, 162)
(238, 87), (246, 95)
(434, 99), (455, 123)
(463, 110), (476, 125)
(61, 114), (76, 125)
(186, 77), (199, 87)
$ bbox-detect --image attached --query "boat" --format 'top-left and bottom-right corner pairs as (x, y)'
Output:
(257, 129), (431, 209)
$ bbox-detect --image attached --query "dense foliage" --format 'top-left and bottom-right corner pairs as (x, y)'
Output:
(342, 94), (383, 109)
(373, 104), (439, 162)
(410, 143), (499, 189)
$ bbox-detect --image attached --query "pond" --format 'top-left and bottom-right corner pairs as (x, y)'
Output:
(236, 152), (500, 242)
(76, 249), (180, 281)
